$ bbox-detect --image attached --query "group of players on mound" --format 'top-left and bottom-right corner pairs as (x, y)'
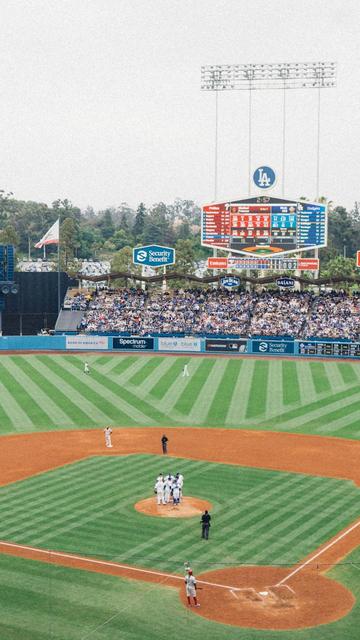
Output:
(154, 472), (184, 506)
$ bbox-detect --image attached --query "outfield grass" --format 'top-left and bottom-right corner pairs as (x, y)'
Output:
(0, 455), (359, 574)
(0, 354), (359, 438)
(1, 547), (360, 640)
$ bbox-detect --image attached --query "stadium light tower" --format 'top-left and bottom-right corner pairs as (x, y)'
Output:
(201, 61), (337, 199)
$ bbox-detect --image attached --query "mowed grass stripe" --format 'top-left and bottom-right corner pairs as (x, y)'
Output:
(258, 383), (360, 429)
(64, 356), (172, 425)
(156, 358), (204, 416)
(38, 356), (136, 426)
(0, 456), (161, 540)
(0, 362), (52, 428)
(226, 359), (255, 423)
(337, 362), (358, 384)
(282, 361), (300, 405)
(129, 357), (163, 386)
(245, 360), (269, 419)
(0, 378), (34, 432)
(206, 360), (242, 425)
(103, 355), (137, 374)
(149, 358), (184, 399)
(275, 389), (360, 432)
(309, 362), (331, 394)
(13, 356), (96, 427)
(0, 381), (18, 433)
(140, 357), (177, 395)
(306, 397), (360, 432)
(35, 356), (117, 426)
(174, 359), (216, 415)
(265, 360), (283, 416)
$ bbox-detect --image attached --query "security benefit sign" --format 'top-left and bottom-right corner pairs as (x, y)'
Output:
(112, 337), (154, 350)
(251, 339), (295, 355)
(133, 245), (175, 268)
(205, 339), (247, 353)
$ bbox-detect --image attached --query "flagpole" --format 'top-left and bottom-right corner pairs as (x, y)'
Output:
(57, 217), (61, 314)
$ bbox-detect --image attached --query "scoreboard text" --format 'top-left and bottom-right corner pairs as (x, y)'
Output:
(202, 196), (327, 257)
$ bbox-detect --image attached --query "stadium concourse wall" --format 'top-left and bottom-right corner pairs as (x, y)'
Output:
(0, 334), (360, 359)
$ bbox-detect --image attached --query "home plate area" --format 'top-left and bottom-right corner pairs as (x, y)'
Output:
(180, 566), (355, 630)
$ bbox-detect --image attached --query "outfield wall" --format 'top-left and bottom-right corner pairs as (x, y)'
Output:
(1, 334), (360, 359)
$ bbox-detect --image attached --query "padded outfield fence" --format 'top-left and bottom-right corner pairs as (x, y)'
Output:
(0, 333), (360, 358)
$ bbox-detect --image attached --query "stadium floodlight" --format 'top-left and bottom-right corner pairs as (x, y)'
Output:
(201, 62), (337, 91)
(201, 61), (337, 200)
(201, 61), (337, 280)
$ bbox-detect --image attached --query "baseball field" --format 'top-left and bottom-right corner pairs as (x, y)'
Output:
(0, 352), (360, 640)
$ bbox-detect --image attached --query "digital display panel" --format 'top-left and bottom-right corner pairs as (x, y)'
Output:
(202, 196), (327, 256)
(298, 342), (360, 358)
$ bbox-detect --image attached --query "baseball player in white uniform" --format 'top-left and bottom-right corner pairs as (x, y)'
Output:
(104, 426), (113, 448)
(164, 477), (172, 504)
(182, 363), (189, 377)
(172, 484), (180, 507)
(176, 473), (184, 501)
(154, 478), (165, 505)
(84, 362), (90, 374)
(185, 569), (200, 606)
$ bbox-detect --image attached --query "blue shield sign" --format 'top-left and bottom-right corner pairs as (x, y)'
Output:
(253, 166), (276, 189)
(133, 245), (175, 268)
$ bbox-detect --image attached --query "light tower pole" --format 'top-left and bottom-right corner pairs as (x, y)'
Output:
(201, 62), (337, 283)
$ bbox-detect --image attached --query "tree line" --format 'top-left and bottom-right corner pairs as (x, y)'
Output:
(0, 189), (359, 282)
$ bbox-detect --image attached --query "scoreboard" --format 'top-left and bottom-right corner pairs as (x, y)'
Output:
(202, 196), (327, 256)
(299, 342), (360, 358)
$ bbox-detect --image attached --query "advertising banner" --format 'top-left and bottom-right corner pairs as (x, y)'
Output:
(66, 335), (108, 350)
(157, 337), (201, 352)
(205, 339), (248, 353)
(207, 256), (319, 271)
(133, 245), (175, 267)
(112, 337), (154, 350)
(251, 339), (294, 355)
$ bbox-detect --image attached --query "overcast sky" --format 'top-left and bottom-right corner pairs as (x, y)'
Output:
(0, 0), (359, 212)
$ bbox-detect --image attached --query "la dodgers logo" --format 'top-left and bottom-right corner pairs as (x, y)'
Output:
(253, 166), (276, 189)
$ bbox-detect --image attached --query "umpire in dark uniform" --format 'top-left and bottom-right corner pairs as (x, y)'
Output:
(161, 434), (168, 454)
(200, 510), (211, 539)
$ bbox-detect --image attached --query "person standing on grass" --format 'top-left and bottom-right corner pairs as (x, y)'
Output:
(182, 363), (189, 377)
(185, 569), (200, 607)
(161, 434), (168, 454)
(200, 510), (211, 540)
(84, 361), (90, 374)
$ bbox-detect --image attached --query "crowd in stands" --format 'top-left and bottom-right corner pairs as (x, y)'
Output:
(77, 288), (360, 340)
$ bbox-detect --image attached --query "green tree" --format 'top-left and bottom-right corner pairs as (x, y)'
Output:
(60, 217), (80, 266)
(142, 204), (172, 246)
(0, 224), (20, 246)
(111, 246), (140, 286)
(97, 209), (115, 240)
(133, 203), (146, 242)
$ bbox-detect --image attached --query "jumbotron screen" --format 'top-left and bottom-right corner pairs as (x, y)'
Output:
(201, 196), (327, 256)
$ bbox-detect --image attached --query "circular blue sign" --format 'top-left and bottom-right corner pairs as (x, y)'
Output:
(253, 166), (276, 189)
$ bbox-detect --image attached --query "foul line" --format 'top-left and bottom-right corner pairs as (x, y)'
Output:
(0, 540), (240, 592)
(275, 518), (360, 587)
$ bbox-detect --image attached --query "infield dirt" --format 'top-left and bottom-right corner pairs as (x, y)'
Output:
(0, 427), (359, 630)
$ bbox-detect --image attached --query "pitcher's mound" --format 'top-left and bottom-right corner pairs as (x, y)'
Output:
(135, 496), (212, 518)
